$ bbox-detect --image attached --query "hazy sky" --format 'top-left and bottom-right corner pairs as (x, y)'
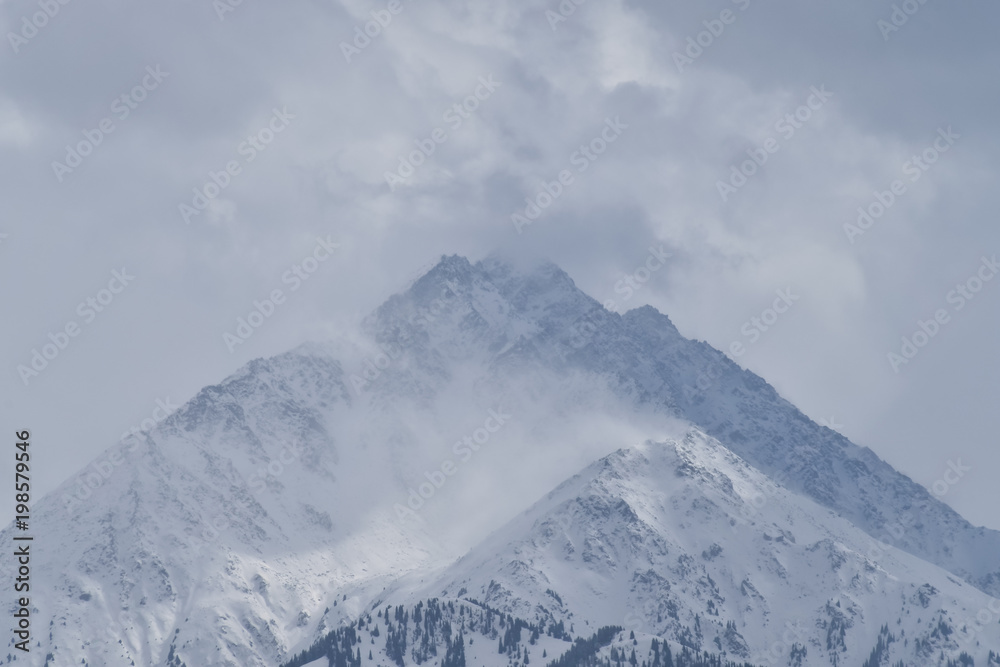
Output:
(1, 0), (997, 529)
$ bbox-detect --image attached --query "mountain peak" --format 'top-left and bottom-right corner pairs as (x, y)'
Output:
(12, 250), (1000, 667)
(362, 253), (600, 362)
(406, 428), (1000, 666)
(622, 303), (680, 337)
(422, 253), (475, 281)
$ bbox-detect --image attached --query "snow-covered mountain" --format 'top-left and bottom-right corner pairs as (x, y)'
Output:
(2, 347), (450, 667)
(392, 430), (1000, 666)
(364, 254), (1000, 599)
(3, 254), (998, 667)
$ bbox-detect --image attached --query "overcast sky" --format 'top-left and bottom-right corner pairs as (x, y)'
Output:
(1, 0), (997, 530)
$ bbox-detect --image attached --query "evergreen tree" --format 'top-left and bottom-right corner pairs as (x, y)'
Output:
(442, 632), (467, 667)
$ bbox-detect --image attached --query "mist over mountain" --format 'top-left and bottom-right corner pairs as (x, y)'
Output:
(4, 255), (998, 667)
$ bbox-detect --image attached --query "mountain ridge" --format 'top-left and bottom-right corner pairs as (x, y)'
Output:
(360, 254), (1000, 595)
(4, 252), (998, 667)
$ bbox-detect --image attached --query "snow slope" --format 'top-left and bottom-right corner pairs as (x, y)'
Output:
(362, 254), (1000, 598)
(400, 429), (1000, 666)
(3, 253), (998, 667)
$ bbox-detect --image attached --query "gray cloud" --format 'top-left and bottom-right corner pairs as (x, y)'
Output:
(1, 0), (997, 528)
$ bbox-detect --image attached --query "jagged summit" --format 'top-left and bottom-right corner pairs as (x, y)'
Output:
(369, 253), (595, 327)
(4, 253), (998, 667)
(354, 255), (1000, 602)
(621, 303), (681, 337)
(239, 255), (1000, 600)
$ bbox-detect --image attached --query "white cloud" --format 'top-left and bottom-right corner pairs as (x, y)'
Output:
(0, 0), (997, 529)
